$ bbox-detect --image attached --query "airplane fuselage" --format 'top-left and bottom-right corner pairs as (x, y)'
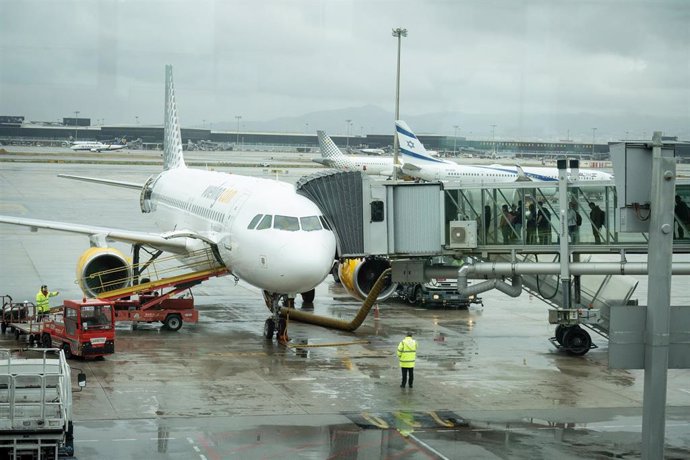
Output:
(71, 142), (126, 152)
(315, 156), (394, 177)
(407, 163), (613, 183)
(147, 168), (336, 294)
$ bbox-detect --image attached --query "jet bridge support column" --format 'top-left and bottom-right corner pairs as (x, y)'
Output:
(641, 132), (675, 459)
(557, 160), (571, 308)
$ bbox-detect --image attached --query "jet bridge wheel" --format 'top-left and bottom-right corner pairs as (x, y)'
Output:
(563, 326), (592, 356)
(554, 324), (567, 346)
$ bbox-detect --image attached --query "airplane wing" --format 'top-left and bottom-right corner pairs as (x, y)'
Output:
(0, 216), (191, 253)
(57, 174), (144, 190)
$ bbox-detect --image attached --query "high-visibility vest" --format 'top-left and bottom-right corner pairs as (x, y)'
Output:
(397, 336), (417, 368)
(35, 291), (58, 313)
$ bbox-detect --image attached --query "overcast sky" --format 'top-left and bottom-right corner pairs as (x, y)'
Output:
(1, 0), (688, 140)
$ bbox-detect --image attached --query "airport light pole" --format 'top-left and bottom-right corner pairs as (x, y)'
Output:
(591, 127), (597, 156)
(305, 122), (309, 134)
(453, 125), (459, 155)
(392, 27), (407, 181)
(345, 119), (352, 147)
(74, 111), (79, 141)
(490, 124), (497, 157)
(235, 115), (242, 145)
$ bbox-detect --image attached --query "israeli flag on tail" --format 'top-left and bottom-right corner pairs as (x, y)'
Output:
(395, 120), (454, 166)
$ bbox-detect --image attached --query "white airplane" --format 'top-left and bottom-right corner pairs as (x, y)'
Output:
(347, 147), (386, 156)
(0, 65), (336, 339)
(70, 140), (128, 152)
(396, 120), (613, 183)
(314, 130), (396, 177)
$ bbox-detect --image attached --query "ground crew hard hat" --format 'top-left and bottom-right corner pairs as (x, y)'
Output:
(41, 285), (47, 290)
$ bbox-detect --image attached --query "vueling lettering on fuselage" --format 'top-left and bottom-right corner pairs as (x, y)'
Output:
(201, 185), (238, 207)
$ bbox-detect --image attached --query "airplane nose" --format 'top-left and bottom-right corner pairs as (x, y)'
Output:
(275, 234), (335, 293)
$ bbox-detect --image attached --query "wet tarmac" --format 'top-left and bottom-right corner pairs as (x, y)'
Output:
(1, 155), (689, 459)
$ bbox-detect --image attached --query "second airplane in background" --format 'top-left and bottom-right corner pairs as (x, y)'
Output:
(314, 130), (396, 177)
(396, 120), (613, 183)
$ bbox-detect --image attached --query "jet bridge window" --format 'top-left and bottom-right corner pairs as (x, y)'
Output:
(256, 215), (273, 230)
(300, 216), (322, 231)
(248, 214), (263, 229)
(274, 215), (300, 231)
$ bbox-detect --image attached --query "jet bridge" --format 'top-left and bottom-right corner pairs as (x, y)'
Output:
(297, 164), (690, 356)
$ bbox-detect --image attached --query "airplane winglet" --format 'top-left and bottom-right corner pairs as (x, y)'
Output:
(515, 164), (533, 182)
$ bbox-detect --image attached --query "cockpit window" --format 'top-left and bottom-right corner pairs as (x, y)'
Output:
(273, 215), (300, 231)
(256, 214), (273, 230)
(319, 216), (331, 230)
(300, 216), (322, 231)
(247, 214), (263, 229)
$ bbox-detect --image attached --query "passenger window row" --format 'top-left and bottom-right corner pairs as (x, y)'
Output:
(153, 192), (225, 223)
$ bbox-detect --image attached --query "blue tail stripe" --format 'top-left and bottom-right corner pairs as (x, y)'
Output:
(400, 147), (447, 164)
(396, 124), (417, 139)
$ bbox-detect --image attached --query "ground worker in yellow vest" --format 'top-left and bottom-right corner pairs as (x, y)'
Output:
(36, 285), (59, 318)
(397, 331), (417, 388)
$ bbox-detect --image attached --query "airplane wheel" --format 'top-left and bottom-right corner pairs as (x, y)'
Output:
(1, 322), (6, 334)
(163, 314), (183, 331)
(29, 334), (36, 346)
(563, 326), (591, 356)
(555, 324), (567, 345)
(301, 289), (315, 304)
(14, 329), (20, 340)
(41, 333), (52, 348)
(263, 318), (275, 339)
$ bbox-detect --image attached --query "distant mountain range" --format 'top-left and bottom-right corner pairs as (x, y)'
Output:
(211, 105), (689, 143)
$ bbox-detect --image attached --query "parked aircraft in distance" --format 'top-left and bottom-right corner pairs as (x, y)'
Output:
(396, 120), (613, 183)
(314, 130), (396, 177)
(70, 139), (128, 152)
(347, 147), (386, 156)
(0, 65), (337, 340)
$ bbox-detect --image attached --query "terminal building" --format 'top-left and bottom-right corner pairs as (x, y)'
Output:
(2, 115), (688, 159)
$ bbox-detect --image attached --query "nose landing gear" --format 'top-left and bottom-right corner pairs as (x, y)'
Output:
(262, 291), (292, 342)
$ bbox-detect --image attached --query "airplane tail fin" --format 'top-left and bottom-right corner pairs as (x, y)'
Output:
(163, 65), (186, 170)
(395, 120), (448, 165)
(317, 130), (344, 159)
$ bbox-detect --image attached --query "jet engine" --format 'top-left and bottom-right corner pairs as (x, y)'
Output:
(338, 257), (398, 301)
(76, 247), (133, 297)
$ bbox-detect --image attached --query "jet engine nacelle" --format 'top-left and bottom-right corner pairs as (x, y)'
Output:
(76, 247), (132, 297)
(338, 257), (398, 301)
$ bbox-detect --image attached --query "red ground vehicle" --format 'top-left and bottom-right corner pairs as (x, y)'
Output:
(40, 298), (116, 359)
(112, 291), (198, 331)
